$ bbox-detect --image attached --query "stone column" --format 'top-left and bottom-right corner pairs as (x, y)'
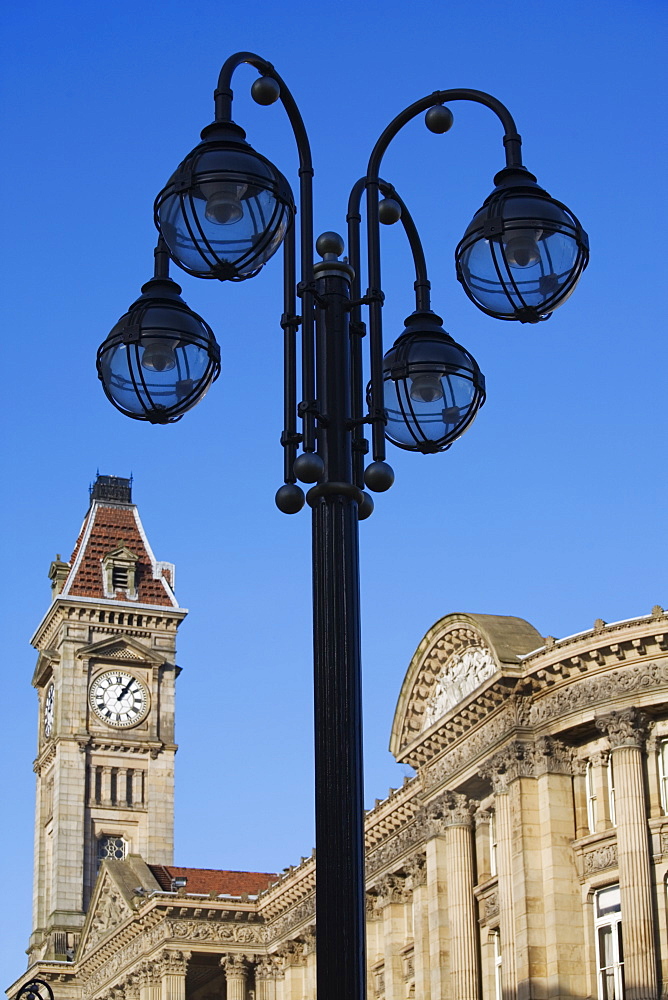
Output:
(158, 950), (190, 1000)
(406, 854), (430, 1000)
(375, 872), (410, 1000)
(424, 796), (451, 1000)
(101, 765), (113, 806)
(138, 963), (161, 1000)
(645, 732), (662, 818)
(442, 792), (480, 1000)
(597, 708), (658, 1000)
(533, 736), (587, 998)
(480, 755), (517, 999)
(221, 955), (250, 1000)
(132, 768), (144, 807)
(255, 957), (278, 1000)
(116, 767), (128, 806)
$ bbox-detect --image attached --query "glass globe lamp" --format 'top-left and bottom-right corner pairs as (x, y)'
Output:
(456, 166), (589, 323)
(375, 311), (486, 453)
(97, 275), (221, 423)
(154, 121), (294, 280)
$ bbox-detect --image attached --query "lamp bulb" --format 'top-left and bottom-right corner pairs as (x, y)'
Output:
(504, 229), (542, 268)
(205, 183), (247, 226)
(409, 373), (444, 403)
(141, 339), (177, 372)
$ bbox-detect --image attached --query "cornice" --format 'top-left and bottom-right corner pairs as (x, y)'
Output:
(31, 598), (188, 650)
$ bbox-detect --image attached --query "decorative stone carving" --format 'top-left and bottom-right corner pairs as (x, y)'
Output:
(479, 741), (535, 791)
(172, 919), (266, 945)
(404, 852), (427, 888)
(583, 843), (618, 874)
(157, 949), (191, 974)
(373, 872), (410, 907)
(422, 645), (497, 729)
(254, 956), (280, 980)
(85, 878), (130, 952)
(480, 890), (499, 921)
(424, 705), (515, 791)
(365, 815), (426, 877)
(424, 790), (475, 836)
(268, 896), (315, 941)
(276, 938), (307, 967)
(532, 735), (574, 776)
(596, 707), (650, 749)
(530, 660), (668, 729)
(221, 955), (250, 977)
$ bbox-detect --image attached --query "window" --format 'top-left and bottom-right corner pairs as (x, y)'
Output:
(102, 546), (138, 599)
(97, 835), (127, 867)
(594, 886), (624, 999)
(489, 810), (498, 877)
(492, 929), (502, 1000)
(586, 761), (598, 834)
(659, 741), (668, 812)
(607, 756), (617, 828)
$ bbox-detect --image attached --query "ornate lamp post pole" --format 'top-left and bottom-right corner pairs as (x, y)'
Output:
(97, 51), (588, 1000)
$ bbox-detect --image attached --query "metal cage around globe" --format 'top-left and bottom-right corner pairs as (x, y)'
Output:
(154, 121), (294, 281)
(376, 312), (486, 454)
(96, 276), (221, 424)
(455, 166), (589, 324)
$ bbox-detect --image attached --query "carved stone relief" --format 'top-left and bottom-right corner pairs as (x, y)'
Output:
(422, 645), (497, 729)
(596, 707), (650, 749)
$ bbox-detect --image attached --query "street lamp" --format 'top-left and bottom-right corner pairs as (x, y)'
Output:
(97, 51), (588, 1000)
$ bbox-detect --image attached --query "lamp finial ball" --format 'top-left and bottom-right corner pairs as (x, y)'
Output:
(316, 232), (345, 259)
(251, 76), (281, 105)
(425, 105), (454, 134)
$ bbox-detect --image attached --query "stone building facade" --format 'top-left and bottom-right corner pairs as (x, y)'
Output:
(7, 476), (668, 999)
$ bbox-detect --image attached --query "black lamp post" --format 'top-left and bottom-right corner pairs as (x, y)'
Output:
(97, 51), (588, 1000)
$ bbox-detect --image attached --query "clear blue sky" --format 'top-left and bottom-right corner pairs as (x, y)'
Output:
(2, 0), (666, 981)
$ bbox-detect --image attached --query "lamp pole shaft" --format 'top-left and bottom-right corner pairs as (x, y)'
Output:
(310, 258), (367, 1000)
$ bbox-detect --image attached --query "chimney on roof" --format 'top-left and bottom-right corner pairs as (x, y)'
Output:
(90, 474), (133, 506)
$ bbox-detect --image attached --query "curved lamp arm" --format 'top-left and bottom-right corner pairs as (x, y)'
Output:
(347, 176), (434, 477)
(364, 88), (522, 460)
(214, 51), (317, 453)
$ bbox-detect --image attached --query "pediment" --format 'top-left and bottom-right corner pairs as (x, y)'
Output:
(76, 633), (164, 665)
(78, 867), (135, 958)
(390, 612), (543, 764)
(103, 545), (139, 563)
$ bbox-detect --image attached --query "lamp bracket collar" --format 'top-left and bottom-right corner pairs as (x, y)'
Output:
(199, 119), (248, 143)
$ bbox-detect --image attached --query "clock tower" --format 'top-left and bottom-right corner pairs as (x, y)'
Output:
(29, 475), (187, 963)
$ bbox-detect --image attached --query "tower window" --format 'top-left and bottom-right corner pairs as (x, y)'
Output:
(97, 835), (127, 866)
(102, 546), (138, 600)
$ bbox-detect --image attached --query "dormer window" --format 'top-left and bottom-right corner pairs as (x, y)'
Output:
(102, 547), (139, 600)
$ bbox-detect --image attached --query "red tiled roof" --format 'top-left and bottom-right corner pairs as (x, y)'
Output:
(148, 865), (277, 895)
(62, 502), (175, 607)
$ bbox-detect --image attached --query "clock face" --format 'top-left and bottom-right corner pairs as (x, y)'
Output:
(44, 683), (55, 738)
(89, 671), (148, 728)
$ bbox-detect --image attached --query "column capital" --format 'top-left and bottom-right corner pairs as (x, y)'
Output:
(479, 740), (534, 791)
(596, 707), (651, 749)
(373, 871), (411, 907)
(220, 954), (250, 977)
(254, 956), (281, 980)
(156, 949), (190, 974)
(424, 790), (476, 836)
(474, 805), (492, 827)
(532, 735), (574, 776)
